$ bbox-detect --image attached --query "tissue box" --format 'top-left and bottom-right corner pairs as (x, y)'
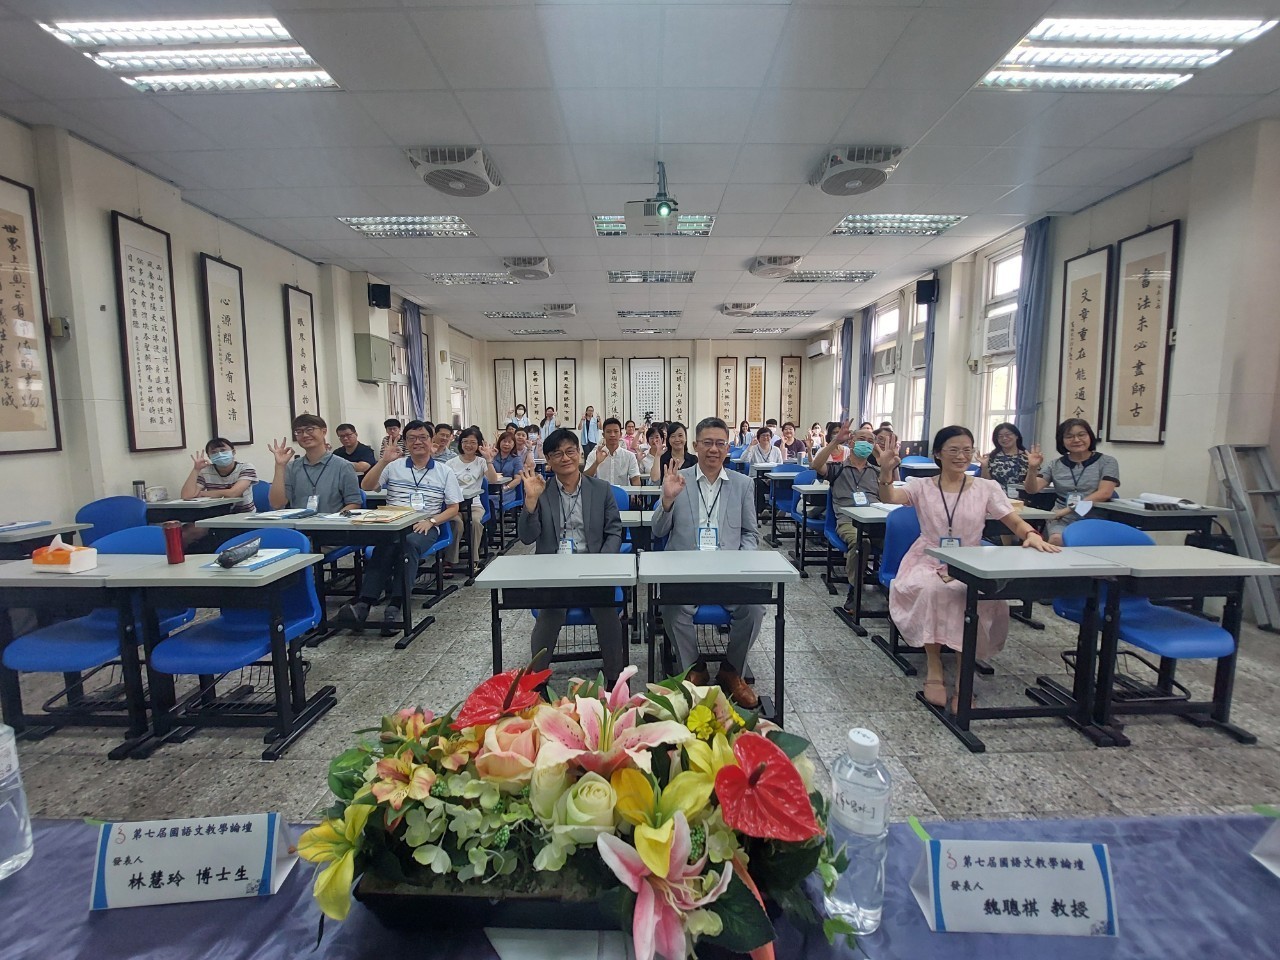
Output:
(32, 537), (98, 573)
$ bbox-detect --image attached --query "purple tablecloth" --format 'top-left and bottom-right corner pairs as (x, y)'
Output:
(2, 815), (1276, 959)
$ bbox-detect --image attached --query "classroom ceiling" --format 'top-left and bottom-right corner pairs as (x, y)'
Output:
(1, 1), (1279, 343)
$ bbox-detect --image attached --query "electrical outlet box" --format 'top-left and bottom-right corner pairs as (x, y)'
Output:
(354, 333), (392, 383)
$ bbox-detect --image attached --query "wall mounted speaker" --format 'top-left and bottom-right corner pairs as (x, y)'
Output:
(368, 283), (391, 309)
(915, 278), (939, 305)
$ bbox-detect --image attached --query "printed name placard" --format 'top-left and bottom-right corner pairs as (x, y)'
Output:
(1251, 819), (1280, 879)
(910, 838), (1117, 936)
(90, 813), (296, 910)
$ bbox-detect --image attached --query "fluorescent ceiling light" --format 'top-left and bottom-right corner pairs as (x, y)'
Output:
(484, 311), (546, 319)
(338, 216), (474, 238)
(784, 270), (877, 283)
(93, 46), (318, 72)
(1026, 18), (1276, 45)
(1002, 45), (1228, 70)
(608, 270), (695, 284)
(430, 273), (519, 285)
(617, 310), (682, 319)
(621, 328), (677, 335)
(42, 19), (292, 46)
(732, 327), (789, 335)
(981, 70), (1191, 91)
(832, 214), (965, 237)
(748, 310), (817, 319)
(509, 329), (565, 336)
(593, 215), (715, 237)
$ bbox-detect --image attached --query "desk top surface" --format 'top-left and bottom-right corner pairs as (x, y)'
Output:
(145, 498), (228, 509)
(927, 545), (1129, 579)
(638, 548), (800, 584)
(793, 482), (829, 494)
(616, 485), (662, 496)
(1070, 544), (1280, 577)
(0, 521), (91, 543)
(837, 504), (1055, 523)
(109, 552), (323, 587)
(619, 511), (654, 527)
(474, 553), (637, 588)
(0, 553), (167, 588)
(1093, 500), (1229, 517)
(195, 510), (428, 531)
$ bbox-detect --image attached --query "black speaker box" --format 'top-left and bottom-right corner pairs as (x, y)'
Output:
(368, 283), (391, 309)
(915, 278), (939, 305)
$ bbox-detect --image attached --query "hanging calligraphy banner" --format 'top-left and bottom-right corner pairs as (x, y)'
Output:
(716, 357), (738, 423)
(524, 359), (546, 420)
(779, 356), (802, 426)
(199, 255), (252, 445)
(629, 358), (664, 424)
(745, 357), (766, 425)
(1108, 222), (1179, 444)
(555, 357), (577, 427)
(493, 358), (516, 429)
(0, 176), (60, 454)
(282, 285), (319, 420)
(669, 357), (689, 425)
(112, 211), (185, 452)
(1057, 247), (1112, 434)
(602, 357), (625, 419)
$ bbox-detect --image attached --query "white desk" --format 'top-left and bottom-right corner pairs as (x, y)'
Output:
(619, 511), (655, 528)
(0, 521), (92, 559)
(790, 482), (829, 579)
(144, 498), (237, 524)
(476, 554), (637, 673)
(616, 485), (662, 498)
(1090, 500), (1228, 534)
(638, 550), (798, 724)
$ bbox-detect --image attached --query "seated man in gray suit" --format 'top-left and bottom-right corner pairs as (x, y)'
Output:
(517, 427), (626, 684)
(652, 416), (763, 708)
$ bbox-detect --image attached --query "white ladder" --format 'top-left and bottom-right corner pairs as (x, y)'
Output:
(1209, 443), (1280, 628)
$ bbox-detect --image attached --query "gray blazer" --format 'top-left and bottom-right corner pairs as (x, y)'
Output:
(651, 465), (758, 551)
(518, 473), (623, 555)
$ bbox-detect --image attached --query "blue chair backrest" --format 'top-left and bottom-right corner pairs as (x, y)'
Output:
(964, 463), (981, 476)
(75, 496), (147, 547)
(879, 506), (921, 587)
(213, 528), (321, 626)
(770, 463), (804, 477)
(251, 481), (273, 512)
(788, 469), (818, 518)
(610, 484), (630, 515)
(1061, 518), (1154, 548)
(92, 525), (168, 555)
(824, 489), (841, 540)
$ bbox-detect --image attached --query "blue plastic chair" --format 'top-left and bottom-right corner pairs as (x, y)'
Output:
(823, 488), (855, 594)
(610, 484), (636, 554)
(251, 481), (273, 513)
(898, 456), (940, 479)
(765, 462), (804, 514)
(867, 506), (923, 676)
(75, 496), (147, 547)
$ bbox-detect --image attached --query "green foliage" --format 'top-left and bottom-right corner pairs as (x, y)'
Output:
(327, 747), (370, 802)
(764, 728), (812, 759)
(753, 836), (823, 891)
(702, 873), (775, 953)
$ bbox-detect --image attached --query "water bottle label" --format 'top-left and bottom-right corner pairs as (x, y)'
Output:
(0, 736), (16, 781)
(832, 791), (886, 833)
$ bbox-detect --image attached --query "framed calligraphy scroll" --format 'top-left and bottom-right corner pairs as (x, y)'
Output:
(1057, 247), (1112, 433)
(555, 358), (577, 426)
(283, 285), (319, 419)
(494, 358), (516, 428)
(629, 358), (664, 424)
(524, 359), (546, 420)
(199, 254), (252, 445)
(602, 357), (625, 419)
(779, 356), (801, 426)
(716, 357), (738, 423)
(669, 357), (689, 425)
(112, 211), (185, 451)
(745, 357), (766, 425)
(1108, 221), (1179, 443)
(0, 175), (60, 454)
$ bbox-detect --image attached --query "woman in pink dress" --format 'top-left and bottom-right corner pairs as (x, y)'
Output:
(877, 426), (1059, 712)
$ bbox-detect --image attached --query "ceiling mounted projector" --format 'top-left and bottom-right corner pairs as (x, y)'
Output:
(624, 160), (679, 236)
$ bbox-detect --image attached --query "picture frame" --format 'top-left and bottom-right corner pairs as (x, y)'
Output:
(1057, 246), (1112, 433)
(779, 356), (801, 426)
(716, 357), (738, 423)
(555, 357), (577, 427)
(493, 358), (516, 429)
(745, 356), (766, 425)
(112, 210), (185, 451)
(629, 358), (665, 424)
(1108, 221), (1179, 444)
(0, 174), (60, 455)
(602, 357), (625, 420)
(283, 284), (319, 420)
(524, 358), (546, 420)
(199, 253), (253, 445)
(669, 357), (689, 425)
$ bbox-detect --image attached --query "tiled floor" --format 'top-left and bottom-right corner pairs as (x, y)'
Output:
(13, 531), (1280, 825)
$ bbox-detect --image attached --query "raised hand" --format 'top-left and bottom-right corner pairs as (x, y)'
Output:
(521, 464), (546, 502)
(833, 420), (853, 445)
(595, 443), (611, 461)
(978, 452), (990, 472)
(379, 440), (402, 464)
(269, 438), (295, 467)
(1027, 443), (1044, 472)
(190, 450), (210, 471)
(480, 441), (496, 461)
(650, 435), (666, 457)
(879, 434), (902, 475)
(661, 457), (686, 505)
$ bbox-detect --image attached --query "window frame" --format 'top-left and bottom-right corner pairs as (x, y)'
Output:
(976, 240), (1024, 436)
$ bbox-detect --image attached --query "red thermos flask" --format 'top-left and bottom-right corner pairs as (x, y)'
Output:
(163, 521), (185, 564)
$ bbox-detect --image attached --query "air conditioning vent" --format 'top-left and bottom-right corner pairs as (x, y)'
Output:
(504, 256), (553, 281)
(911, 337), (928, 370)
(811, 145), (904, 197)
(806, 339), (833, 359)
(542, 302), (577, 318)
(872, 345), (896, 377)
(749, 256), (803, 280)
(983, 306), (1017, 355)
(721, 302), (758, 318)
(406, 146), (501, 197)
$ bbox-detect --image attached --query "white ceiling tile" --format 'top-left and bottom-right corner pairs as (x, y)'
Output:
(983, 183), (1080, 215)
(768, 7), (912, 89)
(658, 89), (755, 144)
(783, 182), (927, 214)
(747, 89), (861, 144)
(558, 88), (657, 144)
(482, 238), (546, 257)
(280, 11), (444, 91)
(661, 6), (789, 88)
(359, 185), (521, 217)
(1005, 93), (1151, 149)
(457, 90), (567, 144)
(711, 213), (781, 237)
(1036, 148), (1153, 187)
(536, 5), (659, 88)
(509, 184), (587, 215)
(730, 143), (827, 184)
(1092, 96), (1256, 150)
(415, 7), (552, 89)
(916, 183), (1016, 213)
(373, 237), (494, 258)
(160, 92), (392, 149)
(834, 87), (962, 147)
(718, 183), (799, 214)
(769, 213), (843, 237)
(350, 92), (477, 145)
(0, 19), (138, 100)
(920, 90), (1061, 148)
(542, 237), (603, 256)
(952, 146), (1074, 186)
(288, 186), (398, 216)
(572, 144), (655, 184)
(527, 214), (596, 239)
(482, 145), (578, 185)
(806, 236), (872, 257)
(145, 150), (283, 190)
(869, 7), (1040, 92)
(183, 190), (263, 220)
(653, 145), (742, 183)
(890, 145), (992, 185)
(702, 236), (764, 256)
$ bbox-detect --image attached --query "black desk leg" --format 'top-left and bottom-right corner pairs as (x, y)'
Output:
(916, 583), (985, 753)
(1091, 584), (1129, 747)
(646, 585), (657, 682)
(767, 479), (781, 548)
(1011, 599), (1045, 630)
(267, 600), (295, 744)
(1028, 587), (1115, 747)
(774, 585), (785, 728)
(835, 528), (870, 637)
(1185, 589), (1256, 743)
(398, 527), (434, 650)
(794, 506), (809, 578)
(126, 600), (184, 759)
(491, 590), (503, 674)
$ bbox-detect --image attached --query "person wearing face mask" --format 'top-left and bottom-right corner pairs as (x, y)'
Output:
(180, 437), (259, 549)
(814, 423), (883, 611)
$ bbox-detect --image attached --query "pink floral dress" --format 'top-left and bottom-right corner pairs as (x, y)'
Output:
(888, 476), (1015, 659)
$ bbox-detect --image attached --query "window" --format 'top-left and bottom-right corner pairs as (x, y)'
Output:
(871, 379), (895, 430)
(386, 307), (412, 421)
(978, 245), (1022, 436)
(873, 305), (899, 344)
(832, 323), (844, 421)
(907, 301), (930, 440)
(866, 301), (899, 423)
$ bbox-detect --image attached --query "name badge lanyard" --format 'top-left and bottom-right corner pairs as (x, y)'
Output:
(936, 476), (968, 546)
(849, 465), (870, 506)
(300, 457), (331, 502)
(697, 478), (722, 528)
(559, 488), (582, 548)
(1066, 460), (1089, 506)
(409, 463), (432, 510)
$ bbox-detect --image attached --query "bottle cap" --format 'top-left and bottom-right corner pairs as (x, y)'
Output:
(846, 728), (880, 763)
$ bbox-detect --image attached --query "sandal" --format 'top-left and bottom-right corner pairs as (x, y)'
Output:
(922, 679), (947, 707)
(949, 691), (978, 714)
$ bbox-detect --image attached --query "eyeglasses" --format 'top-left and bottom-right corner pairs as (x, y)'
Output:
(407, 434), (432, 444)
(293, 426), (320, 437)
(1063, 431), (1091, 441)
(546, 448), (578, 460)
(697, 439), (730, 450)
(940, 447), (975, 457)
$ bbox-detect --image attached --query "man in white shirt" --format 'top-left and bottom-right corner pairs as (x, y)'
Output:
(584, 417), (642, 488)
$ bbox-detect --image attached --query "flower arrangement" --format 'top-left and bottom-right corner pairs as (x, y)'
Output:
(299, 664), (853, 960)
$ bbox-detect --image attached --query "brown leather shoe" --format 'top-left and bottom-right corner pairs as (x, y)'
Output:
(687, 665), (711, 687)
(717, 669), (760, 710)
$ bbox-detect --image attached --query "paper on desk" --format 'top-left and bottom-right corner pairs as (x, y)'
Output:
(485, 929), (630, 960)
(1073, 501), (1093, 517)
(871, 502), (903, 512)
(1137, 492), (1202, 509)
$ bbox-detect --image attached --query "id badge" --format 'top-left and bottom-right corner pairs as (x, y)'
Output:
(697, 526), (720, 551)
(1067, 493), (1081, 508)
(939, 537), (961, 549)
(557, 538), (575, 555)
(853, 491), (869, 507)
(306, 495), (319, 512)
(1006, 483), (1019, 499)
(410, 492), (426, 512)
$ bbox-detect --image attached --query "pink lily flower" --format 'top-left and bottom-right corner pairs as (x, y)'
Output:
(535, 692), (692, 777)
(597, 811), (733, 960)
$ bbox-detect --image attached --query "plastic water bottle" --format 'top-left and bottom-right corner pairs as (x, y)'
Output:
(0, 724), (33, 881)
(824, 728), (891, 934)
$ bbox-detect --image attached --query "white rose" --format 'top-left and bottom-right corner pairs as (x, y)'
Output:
(529, 761), (570, 826)
(552, 772), (617, 845)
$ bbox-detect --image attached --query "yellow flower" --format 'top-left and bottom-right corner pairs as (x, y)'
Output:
(685, 705), (718, 741)
(684, 733), (736, 780)
(611, 768), (713, 878)
(297, 803), (373, 921)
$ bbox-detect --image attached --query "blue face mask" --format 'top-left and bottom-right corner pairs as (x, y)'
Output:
(852, 440), (875, 459)
(210, 451), (234, 468)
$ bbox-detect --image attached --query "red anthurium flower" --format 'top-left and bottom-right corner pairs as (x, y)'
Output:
(451, 666), (552, 731)
(714, 732), (821, 842)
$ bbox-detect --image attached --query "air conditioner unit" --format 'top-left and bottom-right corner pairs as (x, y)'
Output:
(806, 339), (833, 359)
(543, 302), (577, 319)
(623, 199), (678, 236)
(811, 145), (904, 197)
(872, 345), (896, 377)
(983, 307), (1017, 356)
(911, 337), (928, 370)
(722, 302), (758, 318)
(750, 256), (803, 280)
(505, 256), (553, 281)
(406, 146), (501, 197)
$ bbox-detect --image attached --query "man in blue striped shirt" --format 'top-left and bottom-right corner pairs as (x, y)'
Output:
(339, 420), (462, 635)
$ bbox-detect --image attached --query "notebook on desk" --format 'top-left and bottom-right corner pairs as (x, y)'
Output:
(350, 506), (417, 523)
(255, 508), (317, 520)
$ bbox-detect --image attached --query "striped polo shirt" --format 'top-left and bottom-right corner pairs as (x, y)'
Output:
(378, 456), (463, 513)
